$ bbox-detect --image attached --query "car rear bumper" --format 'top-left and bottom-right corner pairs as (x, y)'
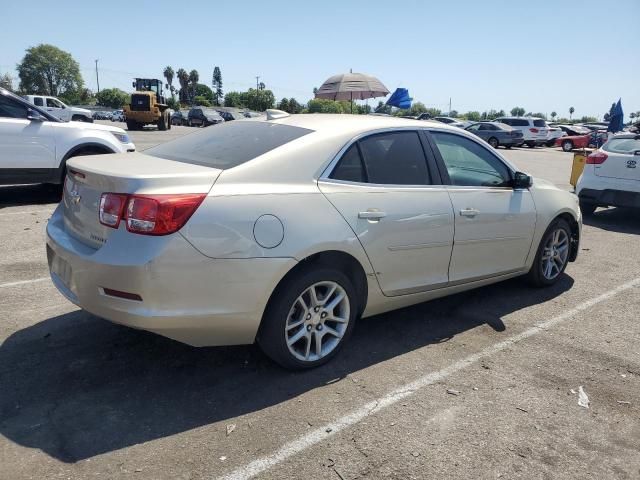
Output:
(578, 188), (640, 208)
(46, 205), (297, 346)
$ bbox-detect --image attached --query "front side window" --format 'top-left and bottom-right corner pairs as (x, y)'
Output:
(0, 95), (29, 119)
(46, 98), (58, 108)
(466, 124), (480, 131)
(431, 132), (511, 187)
(33, 97), (44, 106)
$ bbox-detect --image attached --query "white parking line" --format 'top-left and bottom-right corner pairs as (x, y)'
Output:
(218, 276), (640, 480)
(0, 277), (50, 289)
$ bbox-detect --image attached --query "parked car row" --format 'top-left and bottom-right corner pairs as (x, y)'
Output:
(171, 107), (260, 127)
(93, 110), (125, 121)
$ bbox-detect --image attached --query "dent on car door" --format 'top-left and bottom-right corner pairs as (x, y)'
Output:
(428, 130), (536, 283)
(318, 130), (454, 296)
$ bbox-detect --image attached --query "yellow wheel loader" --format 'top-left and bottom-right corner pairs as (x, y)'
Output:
(123, 78), (171, 131)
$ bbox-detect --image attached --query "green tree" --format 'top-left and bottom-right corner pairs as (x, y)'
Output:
(188, 70), (199, 103)
(288, 98), (302, 113)
(463, 111), (482, 122)
(449, 110), (459, 118)
(569, 106), (575, 119)
(278, 98), (290, 112)
(95, 88), (129, 108)
(194, 96), (211, 107)
(510, 106), (525, 117)
(579, 116), (597, 123)
(194, 83), (214, 103)
(224, 91), (243, 107)
(307, 98), (343, 113)
(163, 66), (175, 97)
(17, 44), (83, 96)
(0, 73), (14, 91)
(530, 112), (547, 119)
(212, 66), (223, 106)
(551, 111), (557, 121)
(246, 88), (274, 111)
(60, 87), (94, 106)
(167, 97), (180, 110)
(176, 68), (189, 103)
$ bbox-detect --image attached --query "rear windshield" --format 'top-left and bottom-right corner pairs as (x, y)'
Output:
(146, 121), (313, 169)
(603, 138), (640, 154)
(533, 120), (547, 127)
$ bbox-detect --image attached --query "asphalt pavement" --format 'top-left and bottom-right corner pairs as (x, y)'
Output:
(1, 124), (638, 480)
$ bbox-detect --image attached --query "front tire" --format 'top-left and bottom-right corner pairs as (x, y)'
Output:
(157, 113), (168, 131)
(526, 141), (536, 148)
(126, 119), (139, 131)
(488, 137), (499, 149)
(257, 267), (358, 370)
(562, 140), (574, 152)
(526, 218), (572, 287)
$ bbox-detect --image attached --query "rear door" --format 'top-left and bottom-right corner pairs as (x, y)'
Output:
(319, 130), (454, 296)
(597, 137), (640, 181)
(427, 130), (536, 283)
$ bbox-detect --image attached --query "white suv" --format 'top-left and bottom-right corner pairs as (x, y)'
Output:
(576, 133), (640, 215)
(494, 117), (549, 147)
(0, 88), (135, 185)
(24, 94), (93, 123)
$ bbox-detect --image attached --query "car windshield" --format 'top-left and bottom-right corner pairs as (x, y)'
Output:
(146, 121), (313, 169)
(603, 137), (640, 154)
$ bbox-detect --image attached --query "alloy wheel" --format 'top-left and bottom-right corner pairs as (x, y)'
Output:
(541, 228), (569, 280)
(285, 281), (350, 362)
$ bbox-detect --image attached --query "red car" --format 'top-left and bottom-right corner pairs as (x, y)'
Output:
(555, 130), (608, 152)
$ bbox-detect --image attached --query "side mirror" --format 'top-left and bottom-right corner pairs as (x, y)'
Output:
(513, 171), (532, 189)
(27, 109), (45, 122)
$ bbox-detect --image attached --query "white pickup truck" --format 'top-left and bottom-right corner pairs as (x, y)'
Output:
(24, 95), (93, 123)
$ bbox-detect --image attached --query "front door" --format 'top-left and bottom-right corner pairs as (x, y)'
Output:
(45, 97), (70, 121)
(319, 130), (454, 296)
(0, 94), (57, 182)
(428, 130), (536, 283)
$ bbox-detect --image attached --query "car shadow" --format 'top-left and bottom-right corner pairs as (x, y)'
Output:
(584, 207), (640, 234)
(0, 274), (573, 463)
(0, 184), (61, 208)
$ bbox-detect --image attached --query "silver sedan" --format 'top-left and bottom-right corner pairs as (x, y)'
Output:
(47, 112), (581, 369)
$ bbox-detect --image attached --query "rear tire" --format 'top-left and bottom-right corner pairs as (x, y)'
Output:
(505, 145), (512, 149)
(526, 218), (572, 287)
(546, 140), (555, 147)
(562, 140), (574, 152)
(257, 267), (358, 370)
(526, 141), (535, 148)
(488, 137), (499, 149)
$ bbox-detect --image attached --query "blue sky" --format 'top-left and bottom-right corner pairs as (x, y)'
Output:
(2, 0), (638, 120)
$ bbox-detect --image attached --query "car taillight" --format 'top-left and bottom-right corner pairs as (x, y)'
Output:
(530, 128), (539, 133)
(99, 193), (206, 235)
(586, 152), (608, 164)
(99, 193), (128, 227)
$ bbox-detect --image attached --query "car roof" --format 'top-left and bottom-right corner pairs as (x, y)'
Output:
(263, 113), (460, 137)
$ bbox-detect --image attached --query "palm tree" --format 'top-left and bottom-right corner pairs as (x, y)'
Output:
(163, 66), (174, 97)
(188, 69), (199, 104)
(258, 82), (265, 91)
(176, 68), (189, 102)
(569, 106), (575, 120)
(551, 111), (557, 121)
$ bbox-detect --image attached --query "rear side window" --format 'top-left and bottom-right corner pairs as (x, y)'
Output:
(33, 97), (44, 106)
(533, 119), (547, 127)
(603, 138), (640, 154)
(359, 131), (431, 185)
(512, 119), (529, 127)
(146, 121), (313, 169)
(330, 131), (431, 185)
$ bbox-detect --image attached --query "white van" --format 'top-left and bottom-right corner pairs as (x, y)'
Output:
(494, 117), (549, 147)
(24, 95), (93, 123)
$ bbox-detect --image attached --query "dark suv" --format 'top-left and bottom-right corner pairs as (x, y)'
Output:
(187, 107), (224, 127)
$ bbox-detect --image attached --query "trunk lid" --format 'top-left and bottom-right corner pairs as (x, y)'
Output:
(596, 137), (640, 181)
(62, 152), (221, 249)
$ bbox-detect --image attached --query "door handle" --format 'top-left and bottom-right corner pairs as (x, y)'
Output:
(459, 208), (480, 218)
(358, 210), (386, 220)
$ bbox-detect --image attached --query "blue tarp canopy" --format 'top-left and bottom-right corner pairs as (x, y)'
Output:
(607, 99), (624, 133)
(386, 88), (412, 109)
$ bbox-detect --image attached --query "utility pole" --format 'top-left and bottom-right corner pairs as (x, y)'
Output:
(449, 97), (452, 116)
(95, 59), (100, 93)
(256, 76), (260, 91)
